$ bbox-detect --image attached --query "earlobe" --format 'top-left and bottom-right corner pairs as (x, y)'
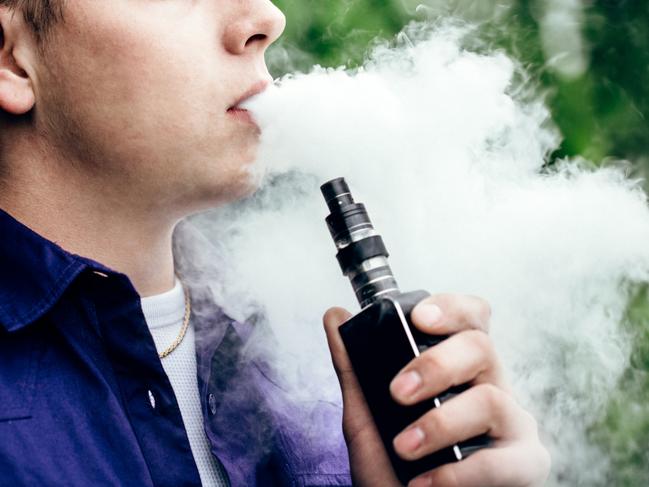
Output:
(0, 13), (36, 116)
(0, 67), (35, 114)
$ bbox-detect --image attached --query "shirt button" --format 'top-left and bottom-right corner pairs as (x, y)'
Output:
(148, 390), (156, 410)
(208, 393), (217, 415)
(93, 270), (109, 278)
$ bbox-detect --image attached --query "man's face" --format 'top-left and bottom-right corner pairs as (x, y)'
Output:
(33, 0), (285, 214)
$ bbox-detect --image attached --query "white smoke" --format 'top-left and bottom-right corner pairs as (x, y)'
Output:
(539, 0), (589, 80)
(178, 23), (649, 485)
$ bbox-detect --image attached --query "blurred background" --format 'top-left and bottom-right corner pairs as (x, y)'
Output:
(268, 1), (649, 484)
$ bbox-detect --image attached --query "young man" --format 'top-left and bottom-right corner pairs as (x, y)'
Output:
(0, 1), (550, 486)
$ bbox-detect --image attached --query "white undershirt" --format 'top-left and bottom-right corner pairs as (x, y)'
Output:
(141, 280), (229, 487)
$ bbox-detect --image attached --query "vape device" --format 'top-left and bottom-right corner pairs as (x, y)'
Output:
(321, 177), (489, 484)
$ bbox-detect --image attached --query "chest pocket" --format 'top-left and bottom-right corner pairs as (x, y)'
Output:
(0, 327), (43, 421)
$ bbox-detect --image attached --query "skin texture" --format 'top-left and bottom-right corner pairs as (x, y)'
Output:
(0, 0), (284, 294)
(0, 2), (550, 485)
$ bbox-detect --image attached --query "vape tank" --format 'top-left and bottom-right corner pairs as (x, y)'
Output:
(321, 177), (489, 484)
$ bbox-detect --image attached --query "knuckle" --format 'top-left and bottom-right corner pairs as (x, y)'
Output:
(465, 329), (494, 358)
(426, 466), (461, 487)
(424, 408), (452, 444)
(469, 295), (492, 330)
(421, 350), (446, 375)
(521, 409), (540, 437)
(470, 451), (495, 477)
(479, 297), (493, 321)
(420, 351), (453, 389)
(475, 383), (507, 415)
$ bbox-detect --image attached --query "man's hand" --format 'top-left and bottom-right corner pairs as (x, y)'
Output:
(323, 294), (550, 487)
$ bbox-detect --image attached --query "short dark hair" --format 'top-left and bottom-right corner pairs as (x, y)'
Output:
(0, 0), (64, 40)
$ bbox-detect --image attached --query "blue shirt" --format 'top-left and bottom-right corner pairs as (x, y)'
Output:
(0, 209), (351, 486)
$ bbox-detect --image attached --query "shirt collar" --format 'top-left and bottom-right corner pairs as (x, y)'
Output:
(0, 208), (112, 332)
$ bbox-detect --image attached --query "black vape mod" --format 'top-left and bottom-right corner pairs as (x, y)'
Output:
(321, 177), (489, 484)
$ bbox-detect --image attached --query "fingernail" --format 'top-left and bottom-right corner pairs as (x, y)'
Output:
(391, 370), (422, 399)
(394, 426), (425, 453)
(417, 303), (442, 328)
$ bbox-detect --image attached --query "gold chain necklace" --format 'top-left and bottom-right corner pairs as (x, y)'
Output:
(158, 284), (191, 359)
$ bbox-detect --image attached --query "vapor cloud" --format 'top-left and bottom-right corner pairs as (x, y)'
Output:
(178, 23), (649, 485)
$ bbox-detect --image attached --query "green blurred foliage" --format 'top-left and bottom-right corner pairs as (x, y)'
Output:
(270, 0), (649, 483)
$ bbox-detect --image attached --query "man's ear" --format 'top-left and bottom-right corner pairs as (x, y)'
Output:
(0, 8), (36, 115)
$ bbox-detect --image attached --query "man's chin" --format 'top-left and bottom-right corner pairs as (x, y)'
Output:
(194, 168), (264, 211)
(228, 177), (261, 204)
(243, 159), (266, 194)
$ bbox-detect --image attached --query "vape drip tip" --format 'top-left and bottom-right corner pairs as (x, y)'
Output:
(321, 177), (400, 308)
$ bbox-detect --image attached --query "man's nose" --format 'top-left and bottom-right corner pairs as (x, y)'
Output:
(223, 0), (286, 56)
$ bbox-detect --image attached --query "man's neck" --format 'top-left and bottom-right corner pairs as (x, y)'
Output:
(0, 139), (177, 297)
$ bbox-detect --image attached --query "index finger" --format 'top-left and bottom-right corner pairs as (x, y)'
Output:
(411, 294), (492, 335)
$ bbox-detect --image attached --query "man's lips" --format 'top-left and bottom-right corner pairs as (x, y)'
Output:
(227, 80), (270, 112)
(226, 107), (256, 125)
(227, 80), (269, 127)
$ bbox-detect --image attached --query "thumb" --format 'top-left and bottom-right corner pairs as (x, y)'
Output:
(323, 307), (367, 413)
(324, 309), (402, 486)
(324, 307), (383, 456)
(323, 306), (354, 381)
